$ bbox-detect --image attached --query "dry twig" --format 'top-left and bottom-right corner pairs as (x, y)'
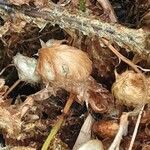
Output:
(128, 105), (145, 150)
(97, 0), (117, 22)
(0, 2), (149, 57)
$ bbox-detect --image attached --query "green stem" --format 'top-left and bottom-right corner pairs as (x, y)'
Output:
(42, 93), (75, 150)
(42, 115), (64, 150)
(79, 0), (86, 12)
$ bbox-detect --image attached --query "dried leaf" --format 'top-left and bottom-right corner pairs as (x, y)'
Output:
(85, 36), (117, 78)
(9, 19), (26, 33)
(0, 102), (22, 139)
(87, 77), (114, 113)
(92, 120), (119, 138)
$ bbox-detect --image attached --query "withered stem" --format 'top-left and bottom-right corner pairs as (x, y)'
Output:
(128, 105), (145, 150)
(109, 112), (129, 150)
(3, 79), (21, 98)
(0, 2), (149, 57)
(63, 93), (76, 114)
(101, 38), (141, 74)
(24, 6), (149, 56)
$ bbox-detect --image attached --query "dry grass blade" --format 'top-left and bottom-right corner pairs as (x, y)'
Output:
(109, 112), (129, 150)
(101, 38), (141, 74)
(128, 105), (145, 150)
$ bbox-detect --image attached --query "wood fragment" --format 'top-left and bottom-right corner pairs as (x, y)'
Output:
(0, 2), (148, 57)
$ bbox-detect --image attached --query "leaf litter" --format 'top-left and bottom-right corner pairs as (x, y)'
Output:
(0, 0), (149, 150)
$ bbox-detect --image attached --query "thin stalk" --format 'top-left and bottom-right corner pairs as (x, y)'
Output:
(3, 79), (21, 98)
(42, 115), (64, 150)
(42, 93), (76, 150)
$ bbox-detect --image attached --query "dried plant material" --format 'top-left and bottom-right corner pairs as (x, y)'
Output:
(12, 48), (113, 113)
(9, 0), (49, 7)
(33, 0), (49, 7)
(4, 79), (22, 98)
(86, 36), (117, 78)
(20, 87), (55, 117)
(109, 113), (129, 150)
(0, 22), (10, 38)
(36, 42), (92, 88)
(73, 114), (94, 150)
(13, 53), (40, 83)
(48, 136), (69, 150)
(140, 105), (150, 124)
(9, 19), (26, 33)
(14, 12), (48, 30)
(97, 0), (117, 23)
(77, 139), (104, 150)
(42, 93), (76, 150)
(0, 103), (22, 139)
(0, 78), (8, 95)
(141, 10), (150, 31)
(142, 144), (150, 150)
(37, 41), (114, 113)
(9, 146), (36, 150)
(88, 78), (114, 113)
(92, 120), (119, 138)
(6, 3), (150, 57)
(112, 70), (150, 107)
(128, 105), (145, 150)
(4, 53), (40, 97)
(101, 38), (141, 74)
(0, 88), (52, 145)
(9, 0), (30, 5)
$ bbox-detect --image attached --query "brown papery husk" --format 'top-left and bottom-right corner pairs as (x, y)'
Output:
(112, 70), (150, 107)
(36, 44), (92, 89)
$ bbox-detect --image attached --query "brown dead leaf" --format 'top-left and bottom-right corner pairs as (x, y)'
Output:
(87, 77), (114, 113)
(85, 36), (117, 79)
(92, 120), (119, 138)
(0, 102), (22, 139)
